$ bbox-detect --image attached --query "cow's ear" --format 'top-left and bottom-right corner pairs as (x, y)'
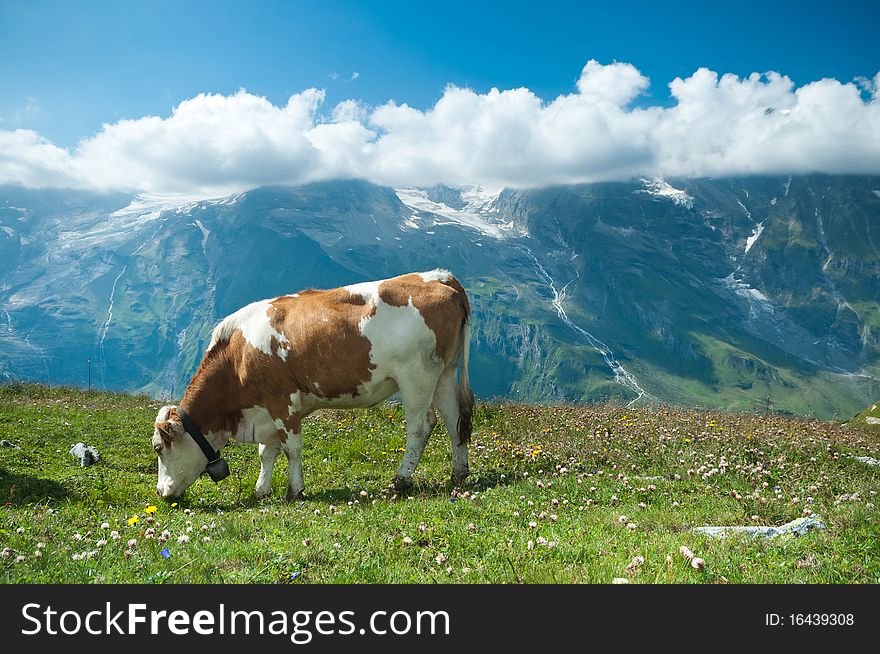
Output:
(154, 418), (183, 450)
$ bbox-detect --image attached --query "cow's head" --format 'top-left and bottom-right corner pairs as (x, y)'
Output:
(152, 405), (207, 499)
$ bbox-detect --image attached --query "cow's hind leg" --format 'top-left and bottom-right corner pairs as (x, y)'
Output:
(281, 430), (305, 502)
(433, 368), (470, 486)
(392, 376), (440, 492)
(255, 439), (282, 499)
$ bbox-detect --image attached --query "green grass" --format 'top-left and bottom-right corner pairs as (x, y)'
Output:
(1, 383), (879, 584)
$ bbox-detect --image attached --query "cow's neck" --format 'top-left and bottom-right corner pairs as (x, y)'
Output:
(179, 353), (243, 448)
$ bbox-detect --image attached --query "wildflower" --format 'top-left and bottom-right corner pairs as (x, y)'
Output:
(547, 541), (557, 549)
(467, 523), (476, 532)
(36, 542), (46, 549)
(16, 527), (24, 534)
(536, 537), (548, 546)
(302, 538), (311, 546)
(100, 522), (110, 529)
(691, 558), (706, 570)
(528, 521), (537, 529)
(33, 550), (42, 559)
(145, 505), (157, 514)
(611, 578), (630, 584)
(626, 522), (638, 530)
(527, 540), (535, 550)
(680, 546), (694, 560)
(110, 531), (120, 540)
(127, 539), (137, 549)
(402, 536), (413, 546)
(359, 490), (368, 497)
(127, 516), (139, 526)
(435, 553), (447, 565)
(177, 535), (190, 544)
(618, 515), (629, 524)
(160, 548), (170, 559)
(203, 536), (211, 543)
(96, 539), (107, 547)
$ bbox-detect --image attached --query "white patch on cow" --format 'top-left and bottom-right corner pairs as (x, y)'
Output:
(359, 295), (438, 375)
(288, 391), (303, 415)
(418, 269), (452, 283)
(343, 279), (381, 305)
(234, 406), (283, 444)
(208, 299), (289, 359)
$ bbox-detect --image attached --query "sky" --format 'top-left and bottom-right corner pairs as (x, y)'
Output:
(1, 0), (879, 194)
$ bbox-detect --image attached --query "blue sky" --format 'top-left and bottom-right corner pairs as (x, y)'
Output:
(2, 0), (878, 147)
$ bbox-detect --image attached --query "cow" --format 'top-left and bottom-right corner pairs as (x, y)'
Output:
(152, 269), (474, 501)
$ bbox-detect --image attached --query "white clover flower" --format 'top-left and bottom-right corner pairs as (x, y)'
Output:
(402, 536), (413, 546)
(680, 546), (694, 560)
(691, 558), (705, 570)
(127, 539), (137, 549)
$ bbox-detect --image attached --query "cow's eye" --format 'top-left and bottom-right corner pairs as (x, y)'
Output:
(153, 443), (163, 454)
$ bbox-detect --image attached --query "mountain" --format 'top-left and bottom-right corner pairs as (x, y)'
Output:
(2, 175), (879, 418)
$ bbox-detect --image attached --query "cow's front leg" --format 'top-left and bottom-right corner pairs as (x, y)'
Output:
(282, 430), (304, 502)
(255, 440), (282, 499)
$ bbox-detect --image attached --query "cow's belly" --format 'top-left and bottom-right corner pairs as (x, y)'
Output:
(306, 377), (399, 410)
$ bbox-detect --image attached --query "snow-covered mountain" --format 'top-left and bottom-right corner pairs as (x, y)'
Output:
(2, 175), (879, 418)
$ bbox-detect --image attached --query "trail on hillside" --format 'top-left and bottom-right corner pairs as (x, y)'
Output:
(522, 246), (650, 406)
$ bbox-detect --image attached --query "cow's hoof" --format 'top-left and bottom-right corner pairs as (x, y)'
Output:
(391, 476), (413, 493)
(451, 472), (470, 488)
(254, 489), (271, 500)
(287, 487), (304, 502)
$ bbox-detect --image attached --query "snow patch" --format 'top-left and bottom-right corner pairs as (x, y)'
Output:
(193, 219), (210, 253)
(723, 273), (773, 319)
(636, 178), (694, 209)
(394, 186), (519, 238)
(745, 221), (764, 253)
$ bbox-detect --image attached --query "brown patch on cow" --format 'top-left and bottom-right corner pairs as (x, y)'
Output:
(179, 287), (376, 437)
(377, 273), (469, 363)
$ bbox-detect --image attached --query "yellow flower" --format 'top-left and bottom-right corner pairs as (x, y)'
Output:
(171, 502), (178, 508)
(127, 516), (139, 526)
(145, 505), (158, 514)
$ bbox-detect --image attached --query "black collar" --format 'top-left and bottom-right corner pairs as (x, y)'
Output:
(176, 406), (219, 463)
(176, 406), (230, 482)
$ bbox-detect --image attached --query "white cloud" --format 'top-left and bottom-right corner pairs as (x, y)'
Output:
(1, 63), (879, 194)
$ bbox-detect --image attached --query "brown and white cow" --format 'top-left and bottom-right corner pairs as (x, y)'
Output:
(152, 269), (474, 500)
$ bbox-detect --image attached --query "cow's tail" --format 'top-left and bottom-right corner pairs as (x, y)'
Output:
(456, 318), (475, 446)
